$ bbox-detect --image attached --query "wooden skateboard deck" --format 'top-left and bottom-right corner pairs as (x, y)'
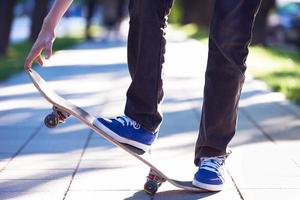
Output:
(26, 68), (206, 195)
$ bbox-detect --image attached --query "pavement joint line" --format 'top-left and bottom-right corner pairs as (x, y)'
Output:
(239, 108), (277, 144)
(225, 168), (245, 200)
(252, 101), (300, 167)
(0, 123), (44, 173)
(240, 105), (300, 168)
(274, 100), (300, 119)
(63, 132), (93, 200)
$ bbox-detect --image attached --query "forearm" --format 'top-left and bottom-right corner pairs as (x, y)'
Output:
(24, 0), (73, 69)
(43, 0), (73, 31)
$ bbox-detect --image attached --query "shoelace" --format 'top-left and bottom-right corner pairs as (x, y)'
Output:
(116, 116), (141, 129)
(200, 156), (226, 175)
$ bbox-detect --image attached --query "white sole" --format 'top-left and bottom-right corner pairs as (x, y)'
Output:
(93, 119), (150, 151)
(192, 179), (224, 191)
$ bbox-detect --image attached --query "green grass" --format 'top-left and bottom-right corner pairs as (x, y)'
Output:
(172, 23), (209, 42)
(175, 23), (300, 104)
(0, 37), (83, 81)
(248, 46), (300, 103)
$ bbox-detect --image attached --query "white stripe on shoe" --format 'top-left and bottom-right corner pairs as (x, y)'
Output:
(192, 179), (224, 191)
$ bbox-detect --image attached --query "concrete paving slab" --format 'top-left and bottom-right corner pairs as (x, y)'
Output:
(0, 85), (50, 128)
(0, 160), (10, 171)
(0, 128), (36, 154)
(0, 191), (64, 200)
(0, 169), (73, 180)
(0, 179), (69, 193)
(18, 124), (89, 154)
(5, 153), (81, 170)
(154, 189), (241, 200)
(158, 109), (199, 137)
(78, 159), (137, 170)
(43, 43), (127, 69)
(0, 140), (27, 154)
(20, 139), (86, 154)
(65, 191), (151, 200)
(99, 100), (128, 119)
(164, 40), (207, 79)
(0, 153), (14, 171)
(278, 100), (300, 118)
(70, 166), (148, 191)
(239, 82), (300, 168)
(0, 153), (13, 159)
(33, 123), (90, 141)
(265, 118), (300, 167)
(79, 145), (139, 169)
(239, 189), (300, 200)
(227, 144), (300, 189)
(227, 113), (300, 190)
(88, 132), (115, 145)
(0, 127), (35, 140)
(0, 111), (45, 128)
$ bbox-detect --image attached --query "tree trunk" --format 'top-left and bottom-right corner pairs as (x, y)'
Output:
(0, 0), (17, 56)
(251, 0), (276, 45)
(29, 0), (49, 42)
(181, 0), (214, 28)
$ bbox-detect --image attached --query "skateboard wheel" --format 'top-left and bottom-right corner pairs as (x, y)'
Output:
(144, 180), (158, 195)
(44, 114), (59, 128)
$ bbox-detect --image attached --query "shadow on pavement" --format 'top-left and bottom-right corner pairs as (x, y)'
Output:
(1, 39), (300, 200)
(154, 190), (216, 200)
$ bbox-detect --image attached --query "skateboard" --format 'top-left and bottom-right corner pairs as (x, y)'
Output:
(26, 68), (206, 195)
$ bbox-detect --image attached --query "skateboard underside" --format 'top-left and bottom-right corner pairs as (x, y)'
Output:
(27, 69), (206, 195)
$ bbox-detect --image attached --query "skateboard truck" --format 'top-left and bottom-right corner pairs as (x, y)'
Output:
(144, 169), (166, 195)
(44, 106), (70, 128)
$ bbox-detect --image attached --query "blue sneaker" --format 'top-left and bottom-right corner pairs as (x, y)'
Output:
(192, 155), (228, 191)
(93, 115), (157, 151)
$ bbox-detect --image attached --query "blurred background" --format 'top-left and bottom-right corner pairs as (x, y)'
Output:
(0, 0), (300, 103)
(1, 1), (300, 199)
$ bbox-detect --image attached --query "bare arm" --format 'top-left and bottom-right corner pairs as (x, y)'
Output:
(24, 0), (73, 70)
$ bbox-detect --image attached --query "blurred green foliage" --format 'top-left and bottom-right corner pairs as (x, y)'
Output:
(0, 37), (83, 81)
(175, 23), (209, 41)
(169, 0), (183, 24)
(178, 24), (300, 104)
(249, 47), (300, 104)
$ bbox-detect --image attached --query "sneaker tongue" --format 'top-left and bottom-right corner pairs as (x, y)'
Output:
(200, 157), (224, 167)
(115, 116), (141, 129)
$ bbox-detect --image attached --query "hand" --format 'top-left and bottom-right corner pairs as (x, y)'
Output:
(24, 27), (55, 70)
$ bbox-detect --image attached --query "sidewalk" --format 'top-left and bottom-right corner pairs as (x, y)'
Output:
(0, 36), (300, 200)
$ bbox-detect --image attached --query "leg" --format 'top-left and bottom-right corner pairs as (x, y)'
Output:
(194, 0), (262, 164)
(85, 0), (97, 40)
(125, 0), (174, 132)
(93, 0), (173, 151)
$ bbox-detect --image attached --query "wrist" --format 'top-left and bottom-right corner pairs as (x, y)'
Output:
(42, 16), (57, 34)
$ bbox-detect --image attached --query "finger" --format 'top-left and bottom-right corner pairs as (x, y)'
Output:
(24, 53), (35, 70)
(45, 41), (53, 60)
(24, 55), (38, 70)
(24, 47), (42, 70)
(37, 55), (44, 66)
(24, 58), (33, 70)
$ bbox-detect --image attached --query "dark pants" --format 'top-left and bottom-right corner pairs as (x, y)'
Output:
(125, 0), (261, 165)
